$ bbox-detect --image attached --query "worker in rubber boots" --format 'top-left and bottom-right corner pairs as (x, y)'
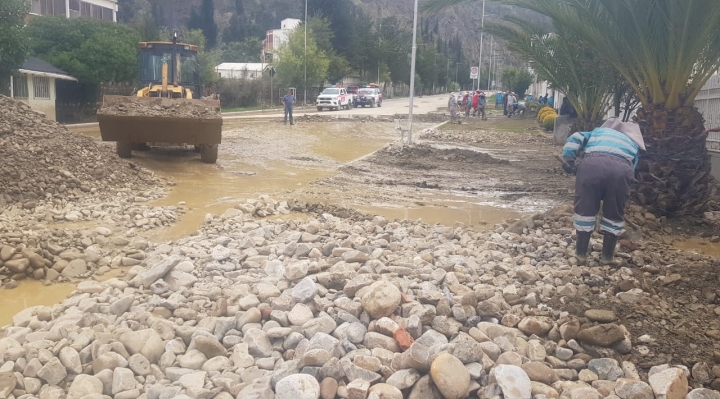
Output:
(561, 118), (645, 265)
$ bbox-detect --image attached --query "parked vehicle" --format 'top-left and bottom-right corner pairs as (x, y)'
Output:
(355, 88), (382, 108)
(346, 86), (360, 107)
(316, 88), (353, 111)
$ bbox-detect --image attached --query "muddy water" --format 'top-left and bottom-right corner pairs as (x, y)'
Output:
(673, 238), (720, 257)
(0, 268), (129, 327)
(0, 119), (537, 324)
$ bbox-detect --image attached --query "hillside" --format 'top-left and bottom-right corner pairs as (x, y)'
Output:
(119, 0), (543, 72)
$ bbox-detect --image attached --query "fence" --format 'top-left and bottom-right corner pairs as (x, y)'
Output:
(695, 74), (720, 142)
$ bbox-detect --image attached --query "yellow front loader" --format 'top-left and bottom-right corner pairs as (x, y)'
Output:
(97, 33), (222, 163)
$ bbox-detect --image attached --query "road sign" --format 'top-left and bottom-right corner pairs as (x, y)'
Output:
(470, 66), (479, 79)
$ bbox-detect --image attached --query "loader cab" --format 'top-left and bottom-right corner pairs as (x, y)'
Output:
(138, 41), (201, 99)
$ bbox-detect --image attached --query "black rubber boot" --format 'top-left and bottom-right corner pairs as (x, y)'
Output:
(600, 233), (619, 265)
(575, 231), (592, 264)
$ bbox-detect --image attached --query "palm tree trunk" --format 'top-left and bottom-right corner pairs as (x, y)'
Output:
(633, 105), (712, 216)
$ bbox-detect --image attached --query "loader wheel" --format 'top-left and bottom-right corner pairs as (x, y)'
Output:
(317, 107), (323, 111)
(116, 142), (132, 158)
(200, 144), (218, 163)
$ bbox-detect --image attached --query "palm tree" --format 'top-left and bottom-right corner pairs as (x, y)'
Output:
(425, 0), (720, 216)
(488, 17), (616, 131)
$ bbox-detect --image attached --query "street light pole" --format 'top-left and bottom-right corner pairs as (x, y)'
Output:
(407, 0), (419, 145)
(304, 0), (308, 105)
(487, 35), (493, 90)
(477, 0), (485, 91)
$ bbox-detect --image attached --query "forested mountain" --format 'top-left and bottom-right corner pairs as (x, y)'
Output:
(117, 0), (546, 87)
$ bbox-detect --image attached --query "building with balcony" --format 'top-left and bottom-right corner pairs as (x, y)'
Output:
(263, 18), (302, 61)
(28, 0), (117, 22)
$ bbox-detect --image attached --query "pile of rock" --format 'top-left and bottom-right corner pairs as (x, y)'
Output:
(98, 98), (221, 119)
(394, 113), (448, 123)
(295, 115), (394, 123)
(1, 196), (717, 399)
(0, 226), (151, 287)
(0, 96), (163, 207)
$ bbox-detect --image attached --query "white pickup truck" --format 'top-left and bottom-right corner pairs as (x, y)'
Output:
(316, 88), (353, 111)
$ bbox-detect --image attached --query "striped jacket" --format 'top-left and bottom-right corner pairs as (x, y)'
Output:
(562, 127), (640, 169)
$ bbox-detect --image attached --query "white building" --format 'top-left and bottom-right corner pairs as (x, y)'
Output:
(28, 0), (117, 22)
(263, 18), (302, 61)
(10, 58), (77, 121)
(216, 63), (269, 80)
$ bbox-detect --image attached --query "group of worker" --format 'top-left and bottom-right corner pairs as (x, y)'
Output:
(448, 91), (488, 123)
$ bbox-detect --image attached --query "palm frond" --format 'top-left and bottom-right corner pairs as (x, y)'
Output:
(486, 13), (614, 126)
(508, 0), (720, 108)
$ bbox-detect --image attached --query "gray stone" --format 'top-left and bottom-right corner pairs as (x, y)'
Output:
(119, 329), (164, 363)
(275, 374), (321, 399)
(129, 256), (181, 288)
(648, 368), (688, 399)
(68, 374), (103, 399)
(491, 365), (532, 399)
(686, 389), (720, 399)
(111, 367), (136, 395)
(588, 358), (624, 381)
(614, 378), (654, 399)
(59, 346), (82, 374)
(243, 329), (274, 357)
(61, 259), (87, 277)
(386, 368), (421, 390)
(109, 295), (134, 315)
(361, 281), (401, 318)
(128, 354), (151, 376)
(37, 357), (67, 385)
(292, 277), (318, 303)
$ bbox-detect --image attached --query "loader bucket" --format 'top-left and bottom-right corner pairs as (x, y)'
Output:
(97, 95), (222, 146)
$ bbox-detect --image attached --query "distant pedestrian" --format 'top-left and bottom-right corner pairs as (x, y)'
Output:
(541, 93), (548, 104)
(478, 92), (487, 120)
(506, 92), (516, 117)
(448, 93), (458, 123)
(282, 90), (296, 125)
(471, 91), (480, 116)
(464, 93), (472, 117)
(502, 92), (509, 116)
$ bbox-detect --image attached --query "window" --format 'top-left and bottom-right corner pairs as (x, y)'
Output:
(33, 76), (50, 99)
(13, 75), (28, 99)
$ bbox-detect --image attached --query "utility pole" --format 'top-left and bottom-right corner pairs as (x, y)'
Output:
(304, 0), (308, 105)
(407, 0), (419, 145)
(487, 35), (493, 90)
(446, 59), (450, 87)
(477, 0), (485, 91)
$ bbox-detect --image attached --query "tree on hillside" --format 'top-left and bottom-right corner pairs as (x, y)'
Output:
(188, 0), (217, 48)
(308, 16), (350, 84)
(0, 0), (29, 86)
(220, 38), (262, 63)
(182, 29), (219, 87)
(274, 27), (330, 101)
(27, 17), (140, 84)
(501, 68), (532, 98)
